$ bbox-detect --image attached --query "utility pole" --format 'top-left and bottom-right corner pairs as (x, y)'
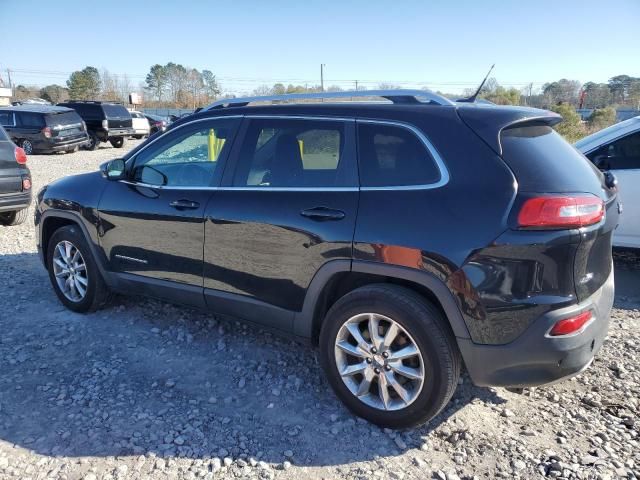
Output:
(320, 64), (325, 92)
(528, 82), (533, 106)
(7, 69), (13, 91)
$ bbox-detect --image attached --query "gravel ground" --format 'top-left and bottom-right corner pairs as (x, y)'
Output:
(0, 141), (638, 480)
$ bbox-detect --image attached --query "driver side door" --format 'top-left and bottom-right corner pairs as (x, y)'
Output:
(97, 117), (241, 306)
(587, 129), (640, 248)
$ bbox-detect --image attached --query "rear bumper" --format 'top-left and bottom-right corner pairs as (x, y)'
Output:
(102, 128), (135, 140)
(35, 136), (90, 153)
(458, 268), (614, 387)
(0, 190), (31, 212)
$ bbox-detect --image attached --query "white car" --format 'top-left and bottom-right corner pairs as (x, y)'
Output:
(576, 116), (640, 249)
(129, 110), (150, 139)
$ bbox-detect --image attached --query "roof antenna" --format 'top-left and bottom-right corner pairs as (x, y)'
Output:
(458, 64), (495, 103)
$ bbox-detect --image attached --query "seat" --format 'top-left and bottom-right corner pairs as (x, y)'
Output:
(270, 134), (304, 187)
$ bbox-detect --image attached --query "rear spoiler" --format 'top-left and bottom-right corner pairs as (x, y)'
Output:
(456, 105), (562, 155)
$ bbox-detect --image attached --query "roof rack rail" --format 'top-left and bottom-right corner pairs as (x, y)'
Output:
(63, 100), (125, 105)
(203, 89), (455, 110)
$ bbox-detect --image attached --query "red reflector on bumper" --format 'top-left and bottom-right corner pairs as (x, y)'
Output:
(549, 311), (593, 336)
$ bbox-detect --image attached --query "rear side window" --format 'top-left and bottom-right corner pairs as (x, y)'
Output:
(45, 111), (82, 127)
(233, 118), (356, 188)
(501, 125), (603, 193)
(16, 112), (45, 128)
(102, 104), (130, 118)
(357, 123), (441, 187)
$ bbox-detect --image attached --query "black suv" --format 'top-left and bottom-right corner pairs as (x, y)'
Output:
(58, 101), (134, 150)
(0, 105), (90, 154)
(0, 125), (31, 225)
(35, 90), (619, 428)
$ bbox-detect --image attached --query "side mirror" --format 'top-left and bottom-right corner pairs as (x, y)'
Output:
(101, 158), (126, 180)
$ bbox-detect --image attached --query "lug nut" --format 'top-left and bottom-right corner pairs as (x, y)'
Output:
(366, 358), (372, 364)
(382, 351), (389, 358)
(371, 347), (377, 354)
(374, 368), (380, 374)
(385, 365), (391, 371)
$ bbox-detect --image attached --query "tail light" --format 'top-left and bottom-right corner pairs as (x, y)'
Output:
(518, 194), (604, 229)
(15, 147), (27, 164)
(548, 311), (593, 336)
(42, 126), (52, 138)
(102, 119), (109, 129)
(21, 176), (32, 191)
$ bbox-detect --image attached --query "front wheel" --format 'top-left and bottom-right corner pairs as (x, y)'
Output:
(0, 208), (29, 226)
(319, 284), (460, 429)
(47, 225), (111, 312)
(109, 137), (125, 148)
(83, 134), (100, 151)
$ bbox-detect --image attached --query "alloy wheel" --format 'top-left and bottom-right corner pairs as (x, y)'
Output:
(21, 140), (33, 155)
(334, 313), (425, 411)
(52, 240), (88, 302)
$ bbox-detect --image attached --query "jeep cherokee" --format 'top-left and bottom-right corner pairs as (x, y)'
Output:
(35, 90), (619, 428)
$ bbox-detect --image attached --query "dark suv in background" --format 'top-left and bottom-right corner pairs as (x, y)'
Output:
(0, 105), (90, 154)
(0, 125), (31, 226)
(58, 101), (134, 150)
(35, 90), (619, 428)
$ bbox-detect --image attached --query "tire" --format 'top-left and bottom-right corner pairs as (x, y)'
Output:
(319, 284), (460, 429)
(46, 225), (111, 313)
(20, 139), (34, 155)
(0, 208), (29, 226)
(110, 137), (125, 148)
(83, 134), (100, 151)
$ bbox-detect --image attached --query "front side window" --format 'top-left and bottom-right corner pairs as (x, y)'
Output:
(233, 118), (354, 188)
(131, 118), (239, 187)
(357, 122), (441, 187)
(587, 131), (640, 171)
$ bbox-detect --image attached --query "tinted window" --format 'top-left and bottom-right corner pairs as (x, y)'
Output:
(357, 123), (441, 187)
(132, 118), (239, 187)
(45, 111), (82, 127)
(0, 112), (14, 127)
(16, 112), (45, 128)
(233, 118), (353, 187)
(501, 125), (604, 193)
(102, 104), (130, 118)
(62, 103), (101, 119)
(586, 131), (640, 171)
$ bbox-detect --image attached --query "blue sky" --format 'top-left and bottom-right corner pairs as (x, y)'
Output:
(1, 0), (638, 94)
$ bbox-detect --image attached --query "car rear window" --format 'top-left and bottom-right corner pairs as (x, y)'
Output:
(45, 110), (82, 127)
(357, 123), (441, 187)
(102, 104), (130, 118)
(501, 125), (604, 193)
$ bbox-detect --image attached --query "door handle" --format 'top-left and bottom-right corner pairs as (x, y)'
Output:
(169, 199), (200, 210)
(300, 206), (346, 221)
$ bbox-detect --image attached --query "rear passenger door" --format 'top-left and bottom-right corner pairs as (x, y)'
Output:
(203, 116), (358, 331)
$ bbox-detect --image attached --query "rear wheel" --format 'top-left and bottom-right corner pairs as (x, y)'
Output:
(20, 139), (34, 155)
(0, 208), (29, 226)
(47, 225), (111, 312)
(110, 137), (125, 148)
(319, 284), (460, 429)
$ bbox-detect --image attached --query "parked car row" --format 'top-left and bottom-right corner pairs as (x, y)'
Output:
(0, 102), (171, 154)
(0, 124), (31, 226)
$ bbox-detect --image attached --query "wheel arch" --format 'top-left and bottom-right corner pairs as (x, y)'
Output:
(296, 260), (471, 344)
(40, 211), (107, 278)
